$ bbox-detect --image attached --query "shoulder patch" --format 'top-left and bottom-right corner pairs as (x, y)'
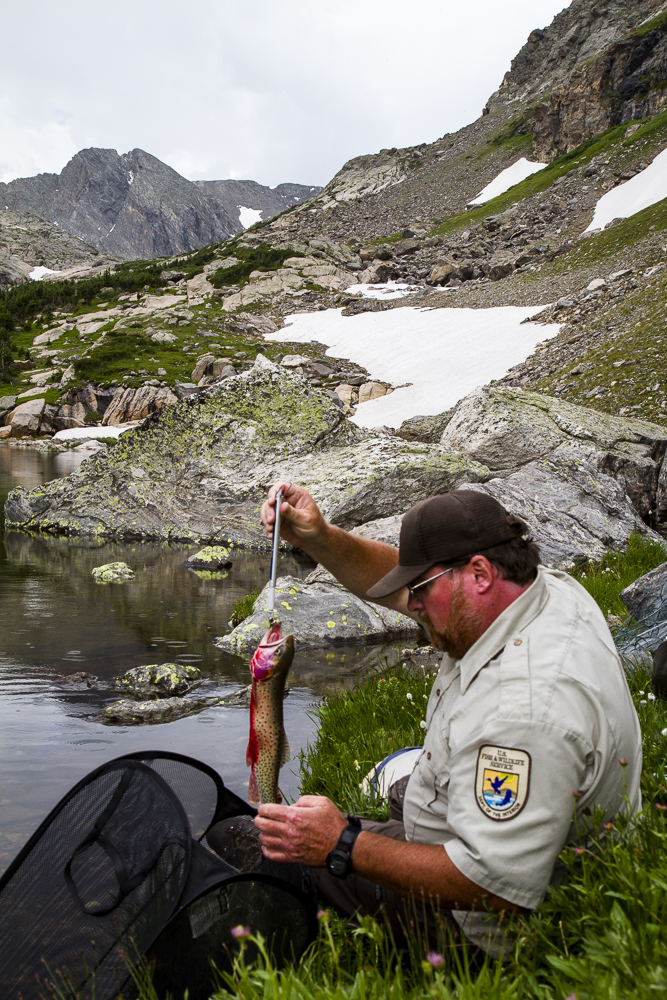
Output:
(475, 744), (531, 821)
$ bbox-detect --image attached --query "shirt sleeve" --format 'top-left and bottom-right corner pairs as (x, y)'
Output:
(443, 719), (593, 909)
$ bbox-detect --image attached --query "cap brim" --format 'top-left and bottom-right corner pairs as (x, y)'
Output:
(366, 561), (434, 600)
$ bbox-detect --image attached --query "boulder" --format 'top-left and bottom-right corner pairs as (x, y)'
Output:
(151, 331), (177, 344)
(4, 356), (488, 545)
(461, 449), (664, 569)
(396, 412), (453, 443)
(429, 259), (462, 285)
(101, 385), (177, 425)
(441, 387), (667, 517)
(358, 382), (389, 404)
(101, 695), (218, 725)
(191, 354), (215, 382)
(185, 545), (233, 569)
(9, 398), (45, 437)
(217, 574), (422, 655)
(92, 561), (135, 583)
(487, 257), (515, 281)
(620, 563), (667, 641)
(0, 395), (18, 410)
(114, 662), (201, 698)
(359, 261), (399, 283)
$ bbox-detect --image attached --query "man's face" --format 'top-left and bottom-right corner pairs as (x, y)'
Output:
(406, 562), (484, 660)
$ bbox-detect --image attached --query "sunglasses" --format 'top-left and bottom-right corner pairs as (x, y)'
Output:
(406, 567), (454, 599)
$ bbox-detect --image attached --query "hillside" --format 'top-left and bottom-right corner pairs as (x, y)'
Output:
(194, 179), (322, 229)
(3, 0), (667, 439)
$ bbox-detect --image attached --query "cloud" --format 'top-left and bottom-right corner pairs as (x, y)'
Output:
(0, 0), (569, 187)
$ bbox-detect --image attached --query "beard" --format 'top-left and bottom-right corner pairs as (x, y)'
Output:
(417, 581), (484, 660)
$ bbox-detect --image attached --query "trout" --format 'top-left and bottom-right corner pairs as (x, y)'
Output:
(246, 621), (295, 804)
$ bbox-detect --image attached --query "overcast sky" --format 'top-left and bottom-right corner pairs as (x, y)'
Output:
(1, 0), (569, 189)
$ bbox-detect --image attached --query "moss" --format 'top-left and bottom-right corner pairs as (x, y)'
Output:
(230, 588), (260, 626)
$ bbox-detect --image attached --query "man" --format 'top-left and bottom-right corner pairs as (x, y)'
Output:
(252, 483), (642, 953)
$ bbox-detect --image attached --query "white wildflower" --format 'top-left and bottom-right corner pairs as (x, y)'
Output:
(420, 721), (427, 729)
(648, 693), (657, 701)
(406, 692), (413, 701)
(354, 760), (360, 770)
(640, 699), (648, 706)
(661, 728), (667, 737)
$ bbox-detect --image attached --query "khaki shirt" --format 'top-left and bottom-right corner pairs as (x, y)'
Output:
(403, 566), (642, 948)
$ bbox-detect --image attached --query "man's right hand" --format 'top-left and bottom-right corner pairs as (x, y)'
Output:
(261, 482), (327, 550)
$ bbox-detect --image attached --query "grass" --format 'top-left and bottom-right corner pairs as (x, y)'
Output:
(210, 246), (304, 289)
(230, 588), (260, 626)
(570, 532), (667, 617)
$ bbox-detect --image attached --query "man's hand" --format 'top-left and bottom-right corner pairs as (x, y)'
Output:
(254, 795), (346, 866)
(260, 482), (328, 551)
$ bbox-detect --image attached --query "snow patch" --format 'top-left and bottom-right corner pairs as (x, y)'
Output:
(29, 266), (58, 281)
(585, 146), (667, 232)
(344, 280), (422, 300)
(53, 423), (140, 441)
(238, 206), (263, 228)
(266, 304), (559, 429)
(468, 157), (547, 206)
(127, 170), (134, 185)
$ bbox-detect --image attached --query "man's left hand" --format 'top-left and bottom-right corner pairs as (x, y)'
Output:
(254, 795), (347, 866)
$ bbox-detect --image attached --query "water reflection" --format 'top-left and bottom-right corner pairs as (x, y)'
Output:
(0, 444), (407, 872)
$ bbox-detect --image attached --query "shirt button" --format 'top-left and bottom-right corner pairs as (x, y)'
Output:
(427, 752), (431, 760)
(514, 639), (522, 646)
(436, 689), (440, 696)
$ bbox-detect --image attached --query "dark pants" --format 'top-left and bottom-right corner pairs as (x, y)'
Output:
(310, 777), (467, 952)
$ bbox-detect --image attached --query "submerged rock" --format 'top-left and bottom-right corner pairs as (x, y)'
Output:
(101, 695), (217, 725)
(217, 574), (422, 655)
(91, 561), (135, 583)
(114, 662), (201, 698)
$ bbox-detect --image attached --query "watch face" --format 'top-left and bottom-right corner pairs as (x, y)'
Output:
(327, 850), (348, 877)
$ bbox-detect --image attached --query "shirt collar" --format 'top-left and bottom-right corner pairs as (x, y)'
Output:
(455, 566), (549, 695)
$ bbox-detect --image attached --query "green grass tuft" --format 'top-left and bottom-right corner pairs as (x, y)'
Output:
(571, 532), (667, 618)
(230, 588), (260, 626)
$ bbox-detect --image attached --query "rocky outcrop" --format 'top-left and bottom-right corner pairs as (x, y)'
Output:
(0, 208), (110, 287)
(3, 356), (489, 545)
(441, 387), (667, 517)
(102, 385), (178, 425)
(487, 0), (667, 160)
(217, 574), (421, 654)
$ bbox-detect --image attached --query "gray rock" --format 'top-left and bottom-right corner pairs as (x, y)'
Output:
(114, 662), (201, 699)
(621, 563), (667, 628)
(0, 396), (17, 410)
(174, 381), (199, 400)
(441, 387), (667, 518)
(92, 561), (135, 583)
(100, 695), (218, 725)
(396, 411), (453, 443)
(462, 447), (665, 569)
(5, 356), (487, 546)
(8, 399), (46, 438)
(217, 574), (421, 654)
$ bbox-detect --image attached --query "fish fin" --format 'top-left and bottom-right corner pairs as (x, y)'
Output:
(280, 731), (291, 767)
(248, 770), (260, 805)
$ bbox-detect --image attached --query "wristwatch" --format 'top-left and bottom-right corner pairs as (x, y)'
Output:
(326, 815), (362, 879)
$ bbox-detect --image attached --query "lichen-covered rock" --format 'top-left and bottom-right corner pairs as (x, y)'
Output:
(114, 662), (201, 698)
(101, 695), (218, 725)
(5, 356), (487, 546)
(462, 447), (666, 569)
(217, 574), (422, 654)
(441, 387), (667, 517)
(91, 561), (135, 583)
(185, 545), (233, 570)
(102, 385), (178, 425)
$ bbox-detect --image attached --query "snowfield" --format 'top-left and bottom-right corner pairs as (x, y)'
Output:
(238, 206), (263, 229)
(585, 145), (667, 232)
(267, 304), (560, 429)
(29, 266), (58, 280)
(468, 157), (547, 206)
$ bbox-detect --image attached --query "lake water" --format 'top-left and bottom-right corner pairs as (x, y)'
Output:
(0, 444), (402, 874)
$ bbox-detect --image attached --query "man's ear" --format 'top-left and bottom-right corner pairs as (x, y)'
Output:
(468, 555), (495, 594)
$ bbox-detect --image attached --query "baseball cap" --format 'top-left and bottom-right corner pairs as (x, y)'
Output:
(366, 490), (518, 599)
